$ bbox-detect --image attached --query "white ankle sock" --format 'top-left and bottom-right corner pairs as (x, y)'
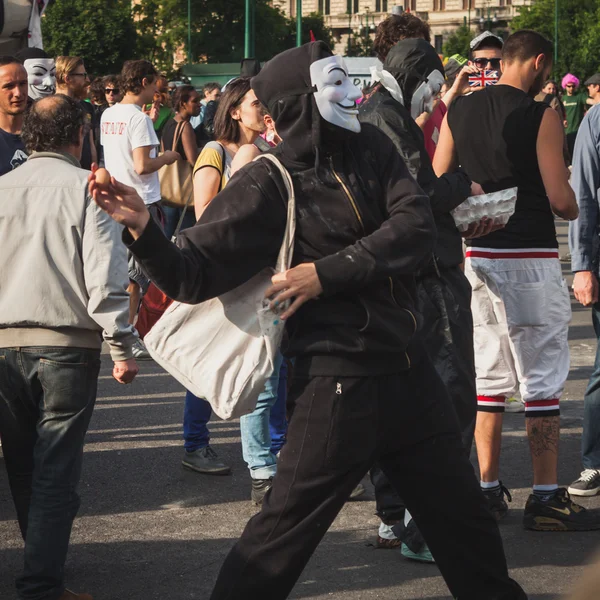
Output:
(480, 480), (500, 489)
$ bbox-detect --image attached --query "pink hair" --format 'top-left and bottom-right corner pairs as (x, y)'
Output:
(562, 73), (580, 89)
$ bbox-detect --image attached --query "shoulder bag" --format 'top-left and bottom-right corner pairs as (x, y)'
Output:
(144, 154), (296, 420)
(159, 120), (193, 208)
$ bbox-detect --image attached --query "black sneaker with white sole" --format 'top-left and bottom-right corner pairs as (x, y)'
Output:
(523, 487), (600, 531)
(568, 469), (600, 497)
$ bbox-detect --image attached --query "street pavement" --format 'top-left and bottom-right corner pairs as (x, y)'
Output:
(1, 221), (600, 599)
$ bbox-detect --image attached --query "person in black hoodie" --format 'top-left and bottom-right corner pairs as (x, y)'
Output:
(91, 42), (526, 600)
(360, 37), (488, 561)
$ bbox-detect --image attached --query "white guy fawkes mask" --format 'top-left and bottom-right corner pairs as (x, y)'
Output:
(310, 55), (362, 134)
(23, 58), (56, 100)
(410, 69), (445, 120)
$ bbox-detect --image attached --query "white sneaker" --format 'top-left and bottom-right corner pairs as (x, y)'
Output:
(505, 397), (525, 413)
(131, 339), (152, 360)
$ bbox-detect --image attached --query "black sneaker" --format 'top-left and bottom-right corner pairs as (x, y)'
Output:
(568, 469), (600, 497)
(181, 446), (231, 475)
(523, 487), (600, 531)
(251, 477), (273, 505)
(482, 482), (512, 521)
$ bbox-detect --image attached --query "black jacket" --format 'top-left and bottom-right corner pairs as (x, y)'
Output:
(359, 40), (471, 270)
(359, 90), (470, 270)
(126, 42), (436, 375)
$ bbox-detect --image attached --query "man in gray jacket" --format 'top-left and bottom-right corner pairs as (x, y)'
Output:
(569, 101), (600, 498)
(0, 94), (139, 600)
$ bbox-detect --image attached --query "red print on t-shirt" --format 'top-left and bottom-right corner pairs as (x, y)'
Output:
(102, 121), (126, 135)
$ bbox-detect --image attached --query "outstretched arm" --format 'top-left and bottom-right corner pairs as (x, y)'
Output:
(90, 166), (287, 304)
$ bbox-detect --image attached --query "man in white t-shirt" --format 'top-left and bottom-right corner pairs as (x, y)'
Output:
(101, 60), (179, 354)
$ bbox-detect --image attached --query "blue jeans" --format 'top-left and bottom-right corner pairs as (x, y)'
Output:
(582, 302), (600, 469)
(162, 204), (196, 241)
(240, 352), (285, 479)
(183, 391), (212, 452)
(0, 347), (100, 600)
(270, 359), (288, 456)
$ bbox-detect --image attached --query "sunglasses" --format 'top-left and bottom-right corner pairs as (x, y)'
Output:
(566, 84), (576, 88)
(105, 88), (120, 95)
(473, 58), (502, 70)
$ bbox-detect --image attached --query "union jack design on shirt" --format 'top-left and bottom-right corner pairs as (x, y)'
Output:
(469, 70), (499, 88)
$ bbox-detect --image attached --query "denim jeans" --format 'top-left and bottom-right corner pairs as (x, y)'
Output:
(582, 302), (600, 470)
(0, 346), (101, 600)
(269, 359), (288, 456)
(183, 391), (212, 452)
(240, 352), (285, 479)
(161, 204), (196, 241)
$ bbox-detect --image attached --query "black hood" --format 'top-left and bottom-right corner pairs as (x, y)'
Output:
(252, 42), (350, 167)
(383, 39), (444, 109)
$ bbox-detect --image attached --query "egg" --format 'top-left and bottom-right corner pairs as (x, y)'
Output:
(95, 168), (111, 187)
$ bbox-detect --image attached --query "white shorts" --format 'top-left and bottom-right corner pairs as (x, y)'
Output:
(464, 248), (571, 417)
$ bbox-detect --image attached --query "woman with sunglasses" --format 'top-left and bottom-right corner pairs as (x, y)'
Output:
(180, 77), (269, 480)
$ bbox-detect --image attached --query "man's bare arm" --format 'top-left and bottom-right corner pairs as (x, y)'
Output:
(537, 109), (579, 220)
(433, 114), (458, 177)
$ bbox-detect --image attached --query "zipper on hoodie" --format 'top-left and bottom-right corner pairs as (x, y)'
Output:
(331, 161), (416, 367)
(331, 163), (365, 232)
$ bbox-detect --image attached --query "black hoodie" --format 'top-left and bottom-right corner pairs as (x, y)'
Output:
(359, 39), (472, 270)
(125, 42), (436, 375)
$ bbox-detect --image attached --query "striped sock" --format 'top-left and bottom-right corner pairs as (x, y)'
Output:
(533, 484), (559, 502)
(481, 480), (501, 493)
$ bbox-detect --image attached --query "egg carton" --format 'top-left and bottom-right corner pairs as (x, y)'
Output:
(451, 187), (518, 232)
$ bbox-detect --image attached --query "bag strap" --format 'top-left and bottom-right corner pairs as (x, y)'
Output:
(217, 142), (227, 192)
(172, 120), (186, 152)
(171, 190), (195, 242)
(253, 153), (296, 273)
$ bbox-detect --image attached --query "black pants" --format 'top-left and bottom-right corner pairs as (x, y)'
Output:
(210, 354), (525, 600)
(372, 266), (477, 523)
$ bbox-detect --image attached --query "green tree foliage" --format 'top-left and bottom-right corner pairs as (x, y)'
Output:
(511, 0), (600, 80)
(346, 28), (374, 57)
(42, 0), (137, 75)
(287, 13), (335, 50)
(134, 0), (334, 71)
(442, 25), (473, 59)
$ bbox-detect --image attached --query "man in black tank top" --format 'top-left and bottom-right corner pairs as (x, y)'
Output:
(434, 30), (600, 532)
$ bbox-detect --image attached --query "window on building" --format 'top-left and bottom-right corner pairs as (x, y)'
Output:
(383, 0), (389, 11)
(434, 34), (443, 53)
(462, 0), (471, 9)
(434, 0), (446, 10)
(319, 0), (323, 12)
(376, 0), (380, 10)
(354, 0), (359, 13)
(403, 0), (415, 10)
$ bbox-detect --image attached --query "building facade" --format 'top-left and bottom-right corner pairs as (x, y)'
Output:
(273, 0), (531, 55)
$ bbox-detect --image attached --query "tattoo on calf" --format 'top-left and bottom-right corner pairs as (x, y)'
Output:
(527, 416), (560, 457)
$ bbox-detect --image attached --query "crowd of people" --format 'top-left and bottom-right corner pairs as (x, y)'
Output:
(1, 11), (600, 600)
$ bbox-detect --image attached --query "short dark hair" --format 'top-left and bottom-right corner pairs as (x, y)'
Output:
(213, 77), (252, 144)
(203, 82), (221, 96)
(0, 55), (22, 68)
(120, 60), (158, 95)
(172, 84), (198, 112)
(373, 14), (431, 62)
(544, 79), (557, 88)
(502, 30), (553, 65)
(22, 94), (86, 153)
(103, 74), (120, 89)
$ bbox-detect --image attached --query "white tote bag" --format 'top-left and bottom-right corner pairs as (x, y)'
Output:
(145, 154), (296, 420)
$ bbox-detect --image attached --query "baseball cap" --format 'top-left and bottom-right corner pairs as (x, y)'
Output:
(470, 31), (504, 52)
(585, 73), (600, 86)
